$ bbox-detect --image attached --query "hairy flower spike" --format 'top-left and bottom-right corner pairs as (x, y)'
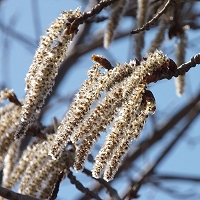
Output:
(49, 64), (107, 159)
(49, 50), (169, 166)
(24, 151), (74, 198)
(104, 0), (127, 48)
(2, 141), (21, 188)
(103, 91), (156, 181)
(18, 135), (55, 193)
(175, 33), (187, 97)
(15, 8), (82, 140)
(0, 103), (21, 157)
(49, 60), (135, 160)
(3, 132), (74, 198)
(4, 139), (40, 189)
(134, 0), (150, 59)
(92, 86), (145, 178)
(71, 50), (168, 145)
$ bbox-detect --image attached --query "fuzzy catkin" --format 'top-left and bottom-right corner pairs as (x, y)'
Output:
(5, 139), (40, 189)
(18, 135), (55, 193)
(15, 9), (82, 140)
(2, 141), (21, 188)
(134, 0), (149, 59)
(175, 33), (187, 97)
(48, 64), (106, 159)
(23, 151), (74, 198)
(92, 86), (145, 178)
(0, 104), (21, 157)
(103, 95), (156, 181)
(49, 50), (169, 165)
(104, 0), (127, 48)
(49, 61), (134, 160)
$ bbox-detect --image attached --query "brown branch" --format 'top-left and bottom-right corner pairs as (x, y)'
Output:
(161, 53), (200, 80)
(0, 186), (40, 200)
(131, 0), (173, 34)
(155, 174), (200, 182)
(83, 168), (121, 200)
(68, 0), (120, 33)
(67, 169), (102, 200)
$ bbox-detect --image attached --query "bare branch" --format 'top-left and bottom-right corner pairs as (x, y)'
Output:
(67, 169), (102, 200)
(161, 52), (200, 80)
(83, 168), (121, 200)
(131, 0), (173, 34)
(0, 186), (39, 200)
(68, 0), (120, 34)
(155, 174), (200, 182)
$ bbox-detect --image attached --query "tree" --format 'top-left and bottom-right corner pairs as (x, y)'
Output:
(0, 0), (200, 199)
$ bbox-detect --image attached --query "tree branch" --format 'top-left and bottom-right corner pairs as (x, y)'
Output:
(68, 0), (120, 33)
(161, 53), (200, 80)
(131, 0), (173, 34)
(67, 169), (102, 200)
(154, 173), (200, 182)
(0, 186), (40, 200)
(83, 168), (121, 200)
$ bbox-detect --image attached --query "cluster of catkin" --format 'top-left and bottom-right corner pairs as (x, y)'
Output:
(0, 89), (22, 166)
(0, 90), (75, 198)
(0, 9), (80, 198)
(1, 6), (171, 187)
(2, 134), (75, 199)
(49, 50), (170, 181)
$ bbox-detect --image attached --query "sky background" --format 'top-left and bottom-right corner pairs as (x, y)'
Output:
(1, 1), (200, 200)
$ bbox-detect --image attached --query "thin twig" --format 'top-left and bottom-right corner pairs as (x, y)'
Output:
(161, 53), (200, 80)
(131, 0), (173, 34)
(154, 174), (200, 182)
(0, 186), (39, 200)
(67, 169), (102, 200)
(68, 0), (120, 33)
(83, 168), (122, 200)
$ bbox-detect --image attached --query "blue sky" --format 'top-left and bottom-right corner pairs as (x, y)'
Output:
(1, 1), (200, 200)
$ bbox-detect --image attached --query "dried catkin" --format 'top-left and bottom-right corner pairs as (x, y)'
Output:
(103, 91), (156, 181)
(175, 33), (187, 97)
(49, 51), (169, 168)
(134, 0), (150, 59)
(15, 8), (82, 140)
(104, 0), (127, 48)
